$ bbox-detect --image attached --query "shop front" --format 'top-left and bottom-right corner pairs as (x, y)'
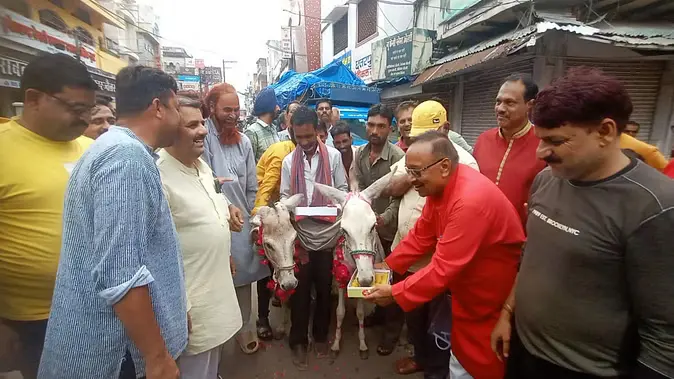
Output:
(0, 54), (27, 118)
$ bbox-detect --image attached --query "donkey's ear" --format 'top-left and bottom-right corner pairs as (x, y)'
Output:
(361, 167), (396, 203)
(280, 194), (304, 212)
(314, 183), (348, 206)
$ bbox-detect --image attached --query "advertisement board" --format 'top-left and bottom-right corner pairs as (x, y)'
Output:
(371, 28), (435, 81)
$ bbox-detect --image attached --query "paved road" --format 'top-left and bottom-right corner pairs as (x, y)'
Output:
(1, 289), (424, 379)
(219, 300), (422, 379)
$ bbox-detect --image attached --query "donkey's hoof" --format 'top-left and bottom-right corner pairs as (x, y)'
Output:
(359, 349), (369, 360)
(330, 349), (340, 359)
(273, 330), (286, 340)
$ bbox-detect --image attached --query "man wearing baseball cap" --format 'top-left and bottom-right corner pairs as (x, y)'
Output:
(386, 100), (478, 379)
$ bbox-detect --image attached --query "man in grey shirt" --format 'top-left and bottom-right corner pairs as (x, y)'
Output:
(491, 68), (674, 379)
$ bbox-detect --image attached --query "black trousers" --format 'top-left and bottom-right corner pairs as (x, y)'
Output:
(380, 239), (406, 344)
(505, 328), (667, 379)
(257, 262), (276, 320)
(289, 249), (333, 347)
(406, 295), (451, 379)
(2, 318), (48, 379)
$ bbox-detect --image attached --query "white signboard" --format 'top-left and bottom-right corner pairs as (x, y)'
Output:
(0, 8), (97, 67)
(179, 81), (199, 91)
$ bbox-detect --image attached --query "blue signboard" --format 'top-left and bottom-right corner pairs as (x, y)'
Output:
(177, 75), (200, 82)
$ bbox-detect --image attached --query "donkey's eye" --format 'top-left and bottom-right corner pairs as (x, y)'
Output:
(264, 243), (273, 251)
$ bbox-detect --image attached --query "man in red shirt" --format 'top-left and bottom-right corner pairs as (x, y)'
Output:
(473, 74), (546, 224)
(365, 130), (525, 379)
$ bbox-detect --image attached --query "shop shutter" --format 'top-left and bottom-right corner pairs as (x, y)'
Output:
(381, 88), (454, 118)
(460, 59), (534, 146)
(565, 59), (665, 142)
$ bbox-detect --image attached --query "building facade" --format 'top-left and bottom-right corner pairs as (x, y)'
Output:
(0, 0), (127, 116)
(410, 0), (674, 156)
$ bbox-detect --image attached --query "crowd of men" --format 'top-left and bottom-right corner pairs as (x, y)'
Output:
(1, 52), (674, 379)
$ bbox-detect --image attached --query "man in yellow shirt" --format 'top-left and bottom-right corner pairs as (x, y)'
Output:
(620, 132), (669, 171)
(252, 100), (299, 341)
(0, 53), (98, 378)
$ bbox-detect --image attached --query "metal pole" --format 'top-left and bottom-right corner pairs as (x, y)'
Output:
(222, 59), (226, 83)
(198, 67), (203, 97)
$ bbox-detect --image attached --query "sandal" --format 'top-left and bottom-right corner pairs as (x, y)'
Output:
(395, 357), (422, 375)
(256, 317), (273, 341)
(236, 330), (259, 354)
(377, 336), (397, 356)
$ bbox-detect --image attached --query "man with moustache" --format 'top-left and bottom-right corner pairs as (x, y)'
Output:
(351, 104), (405, 356)
(365, 131), (524, 379)
(0, 53), (98, 379)
(492, 68), (674, 379)
(330, 121), (355, 184)
(473, 74), (546, 225)
(83, 97), (116, 139)
(316, 99), (334, 146)
(157, 95), (243, 379)
(252, 100), (299, 340)
(202, 83), (268, 355)
(38, 66), (186, 379)
(246, 87), (281, 162)
(395, 101), (415, 152)
(280, 106), (348, 369)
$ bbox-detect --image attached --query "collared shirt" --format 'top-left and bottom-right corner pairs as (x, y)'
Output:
(387, 165), (524, 379)
(253, 140), (296, 215)
(396, 138), (409, 152)
(0, 119), (92, 321)
(278, 129), (291, 141)
(280, 144), (348, 251)
(391, 142), (480, 272)
(352, 142), (405, 242)
(157, 151), (242, 356)
(245, 119), (280, 162)
(473, 123), (546, 225)
(280, 144), (348, 205)
(619, 133), (668, 171)
(39, 127), (187, 379)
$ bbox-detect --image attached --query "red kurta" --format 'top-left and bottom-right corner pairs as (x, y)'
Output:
(386, 165), (524, 379)
(473, 124), (546, 225)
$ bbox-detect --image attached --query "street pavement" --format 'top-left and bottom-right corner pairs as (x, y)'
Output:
(219, 298), (422, 379)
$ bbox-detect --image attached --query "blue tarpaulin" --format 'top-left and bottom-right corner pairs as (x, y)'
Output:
(270, 59), (367, 110)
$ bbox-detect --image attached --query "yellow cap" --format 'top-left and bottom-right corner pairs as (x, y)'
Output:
(410, 100), (447, 137)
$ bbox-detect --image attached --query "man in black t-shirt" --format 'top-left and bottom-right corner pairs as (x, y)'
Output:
(490, 67), (674, 379)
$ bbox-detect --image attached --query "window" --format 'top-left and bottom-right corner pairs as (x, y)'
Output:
(72, 8), (92, 25)
(38, 9), (67, 33)
(73, 26), (94, 46)
(0, 0), (31, 18)
(333, 14), (348, 54)
(357, 0), (377, 43)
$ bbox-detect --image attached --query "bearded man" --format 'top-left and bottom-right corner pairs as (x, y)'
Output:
(202, 83), (269, 355)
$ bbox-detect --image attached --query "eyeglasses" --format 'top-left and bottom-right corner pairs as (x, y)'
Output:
(405, 158), (446, 178)
(47, 93), (95, 117)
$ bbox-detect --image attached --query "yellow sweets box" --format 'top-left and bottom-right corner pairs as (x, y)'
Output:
(347, 269), (392, 298)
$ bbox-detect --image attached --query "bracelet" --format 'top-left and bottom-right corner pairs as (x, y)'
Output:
(503, 303), (514, 315)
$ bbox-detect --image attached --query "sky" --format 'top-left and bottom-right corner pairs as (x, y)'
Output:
(143, 0), (287, 106)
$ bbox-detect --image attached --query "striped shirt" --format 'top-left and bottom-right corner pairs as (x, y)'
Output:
(38, 126), (187, 379)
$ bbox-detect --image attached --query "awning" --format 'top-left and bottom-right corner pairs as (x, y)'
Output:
(412, 41), (523, 86)
(80, 0), (126, 29)
(413, 15), (674, 87)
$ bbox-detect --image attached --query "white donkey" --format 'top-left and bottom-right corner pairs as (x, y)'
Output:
(250, 194), (304, 338)
(314, 172), (393, 360)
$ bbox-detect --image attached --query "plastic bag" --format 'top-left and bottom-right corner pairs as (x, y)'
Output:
(427, 293), (452, 351)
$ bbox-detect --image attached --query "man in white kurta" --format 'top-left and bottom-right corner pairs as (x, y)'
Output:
(157, 96), (242, 378)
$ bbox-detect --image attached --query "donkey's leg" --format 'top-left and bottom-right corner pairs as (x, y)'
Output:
(357, 299), (369, 359)
(330, 288), (346, 358)
(274, 303), (290, 339)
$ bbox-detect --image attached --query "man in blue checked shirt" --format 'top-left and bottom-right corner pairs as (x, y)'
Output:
(38, 66), (187, 379)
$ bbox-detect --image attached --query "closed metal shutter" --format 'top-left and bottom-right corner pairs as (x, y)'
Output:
(565, 59), (665, 142)
(381, 90), (454, 115)
(460, 59), (534, 146)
